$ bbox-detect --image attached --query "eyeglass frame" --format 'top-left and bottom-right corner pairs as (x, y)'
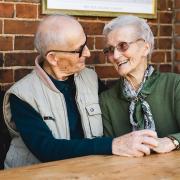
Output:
(45, 35), (87, 57)
(103, 38), (144, 55)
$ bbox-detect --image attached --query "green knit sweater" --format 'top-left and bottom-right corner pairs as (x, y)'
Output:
(100, 71), (180, 143)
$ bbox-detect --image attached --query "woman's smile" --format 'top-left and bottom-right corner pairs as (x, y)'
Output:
(117, 59), (129, 67)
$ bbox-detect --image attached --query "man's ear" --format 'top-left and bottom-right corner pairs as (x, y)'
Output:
(46, 52), (58, 66)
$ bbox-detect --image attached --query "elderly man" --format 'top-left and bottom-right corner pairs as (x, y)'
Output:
(3, 14), (109, 168)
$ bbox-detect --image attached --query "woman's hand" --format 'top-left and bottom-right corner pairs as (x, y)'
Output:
(152, 137), (176, 153)
(112, 129), (158, 157)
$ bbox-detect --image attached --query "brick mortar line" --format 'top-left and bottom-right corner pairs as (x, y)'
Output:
(12, 66), (15, 82)
(0, 50), (37, 53)
(2, 52), (5, 68)
(0, 66), (34, 70)
(102, 78), (119, 81)
(2, 18), (4, 34)
(151, 62), (172, 64)
(15, 2), (40, 5)
(156, 36), (174, 38)
(78, 19), (107, 23)
(94, 49), (103, 51)
(92, 36), (95, 50)
(172, 0), (176, 69)
(36, 3), (38, 19)
(0, 2), (40, 5)
(0, 34), (35, 36)
(157, 11), (160, 48)
(148, 23), (172, 25)
(157, 10), (173, 13)
(0, 83), (13, 85)
(0, 35), (35, 37)
(158, 23), (174, 25)
(14, 1), (16, 18)
(12, 35), (15, 51)
(155, 49), (174, 51)
(2, 18), (41, 21)
(93, 64), (114, 67)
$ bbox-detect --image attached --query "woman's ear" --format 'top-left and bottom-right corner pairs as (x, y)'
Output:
(46, 52), (58, 66)
(144, 42), (150, 56)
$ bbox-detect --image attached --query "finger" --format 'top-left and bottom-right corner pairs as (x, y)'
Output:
(142, 136), (158, 147)
(151, 146), (159, 152)
(136, 129), (157, 138)
(151, 146), (166, 154)
(137, 144), (151, 156)
(132, 150), (145, 157)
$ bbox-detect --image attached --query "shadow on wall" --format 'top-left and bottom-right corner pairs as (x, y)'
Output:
(0, 91), (11, 170)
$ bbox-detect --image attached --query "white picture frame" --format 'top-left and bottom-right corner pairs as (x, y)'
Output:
(42, 0), (157, 19)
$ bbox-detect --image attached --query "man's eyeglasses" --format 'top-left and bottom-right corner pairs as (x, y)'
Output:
(103, 39), (143, 55)
(45, 36), (87, 57)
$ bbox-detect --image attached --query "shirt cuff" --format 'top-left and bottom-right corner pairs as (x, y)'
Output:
(168, 133), (180, 144)
(93, 137), (113, 155)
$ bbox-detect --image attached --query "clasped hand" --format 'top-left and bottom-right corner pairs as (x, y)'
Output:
(112, 130), (176, 157)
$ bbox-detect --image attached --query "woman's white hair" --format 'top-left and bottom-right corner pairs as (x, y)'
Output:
(103, 15), (154, 55)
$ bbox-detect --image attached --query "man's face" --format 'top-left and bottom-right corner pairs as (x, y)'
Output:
(56, 45), (89, 75)
(47, 32), (90, 77)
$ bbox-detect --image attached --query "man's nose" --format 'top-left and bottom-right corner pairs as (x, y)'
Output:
(82, 45), (91, 57)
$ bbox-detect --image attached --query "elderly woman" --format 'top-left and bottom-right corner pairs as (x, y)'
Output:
(100, 15), (180, 157)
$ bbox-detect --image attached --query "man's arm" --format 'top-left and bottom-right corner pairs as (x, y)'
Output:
(10, 94), (159, 159)
(10, 94), (113, 162)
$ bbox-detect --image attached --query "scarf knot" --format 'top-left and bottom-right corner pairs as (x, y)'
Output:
(122, 65), (156, 131)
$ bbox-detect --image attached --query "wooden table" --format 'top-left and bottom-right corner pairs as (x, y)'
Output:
(0, 151), (180, 180)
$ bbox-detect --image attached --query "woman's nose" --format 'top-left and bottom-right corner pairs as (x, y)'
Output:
(113, 48), (122, 59)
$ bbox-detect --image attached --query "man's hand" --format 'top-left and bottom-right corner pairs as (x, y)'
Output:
(152, 137), (176, 153)
(112, 130), (158, 157)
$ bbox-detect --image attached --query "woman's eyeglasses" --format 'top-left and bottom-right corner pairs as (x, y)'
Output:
(45, 36), (87, 57)
(103, 39), (143, 55)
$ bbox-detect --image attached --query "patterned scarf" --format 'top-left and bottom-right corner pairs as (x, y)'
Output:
(122, 65), (156, 131)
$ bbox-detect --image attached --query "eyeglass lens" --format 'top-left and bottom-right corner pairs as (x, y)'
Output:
(103, 42), (129, 55)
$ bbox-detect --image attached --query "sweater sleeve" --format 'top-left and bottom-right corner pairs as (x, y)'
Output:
(169, 79), (180, 143)
(10, 94), (113, 162)
(99, 93), (115, 137)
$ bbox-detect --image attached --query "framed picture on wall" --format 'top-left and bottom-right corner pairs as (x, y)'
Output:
(42, 0), (157, 19)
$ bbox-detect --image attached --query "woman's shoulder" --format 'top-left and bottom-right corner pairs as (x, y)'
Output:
(158, 72), (180, 82)
(154, 72), (180, 90)
(100, 80), (121, 100)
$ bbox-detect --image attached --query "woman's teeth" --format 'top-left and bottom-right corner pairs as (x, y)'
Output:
(118, 60), (128, 66)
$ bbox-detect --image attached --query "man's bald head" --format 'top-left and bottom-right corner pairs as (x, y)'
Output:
(34, 14), (85, 57)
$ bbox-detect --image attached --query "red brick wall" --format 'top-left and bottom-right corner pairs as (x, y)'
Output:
(0, 0), (178, 89)
(174, 0), (180, 72)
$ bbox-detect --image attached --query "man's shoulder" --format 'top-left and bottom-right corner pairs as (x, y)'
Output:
(8, 70), (36, 92)
(81, 67), (97, 75)
(79, 67), (97, 80)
